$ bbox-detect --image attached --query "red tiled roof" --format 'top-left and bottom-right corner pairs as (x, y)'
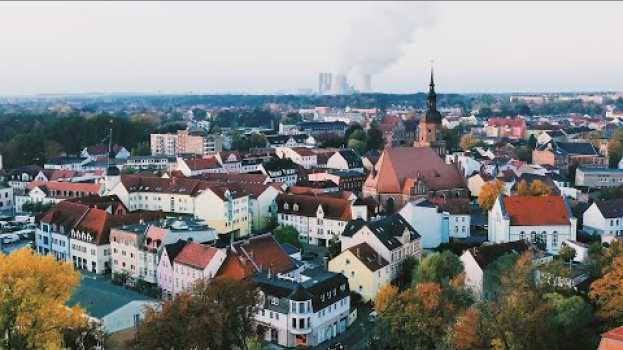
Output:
(184, 157), (221, 170)
(216, 234), (295, 281)
(277, 193), (354, 220)
(487, 118), (526, 127)
(174, 242), (220, 270)
(364, 147), (465, 194)
(40, 169), (78, 180)
(503, 195), (570, 226)
(121, 175), (248, 200)
(40, 201), (90, 229)
(291, 147), (316, 157)
(28, 181), (102, 198)
(73, 209), (164, 245)
(600, 327), (623, 350)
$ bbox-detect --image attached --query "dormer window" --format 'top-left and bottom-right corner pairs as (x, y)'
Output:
(284, 203), (289, 210)
(293, 204), (299, 212)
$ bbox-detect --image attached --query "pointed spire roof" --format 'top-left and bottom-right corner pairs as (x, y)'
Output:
(424, 64), (441, 124)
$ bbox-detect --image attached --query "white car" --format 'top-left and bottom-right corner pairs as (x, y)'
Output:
(0, 234), (20, 244)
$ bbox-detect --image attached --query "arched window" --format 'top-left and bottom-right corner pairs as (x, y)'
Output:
(530, 231), (537, 244)
(519, 231), (525, 241)
(283, 203), (289, 210)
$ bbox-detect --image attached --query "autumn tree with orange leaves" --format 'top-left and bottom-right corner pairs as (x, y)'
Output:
(478, 179), (505, 211)
(590, 253), (623, 326)
(0, 248), (87, 350)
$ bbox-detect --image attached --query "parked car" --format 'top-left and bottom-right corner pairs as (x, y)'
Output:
(0, 233), (20, 244)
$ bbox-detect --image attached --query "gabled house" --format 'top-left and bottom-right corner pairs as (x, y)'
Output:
(266, 134), (316, 148)
(326, 149), (364, 172)
(176, 157), (224, 176)
(215, 151), (242, 173)
(276, 147), (318, 169)
(583, 199), (623, 237)
(340, 214), (421, 280)
(215, 233), (297, 281)
(488, 195), (577, 254)
(170, 242), (226, 295)
(328, 242), (390, 301)
(277, 193), (368, 247)
(460, 240), (530, 299)
(260, 158), (299, 186)
(82, 144), (130, 160)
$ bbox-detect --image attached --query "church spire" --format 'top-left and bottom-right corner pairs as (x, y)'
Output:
(426, 63), (437, 112)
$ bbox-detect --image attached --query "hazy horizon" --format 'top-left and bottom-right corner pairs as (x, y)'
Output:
(1, 1), (622, 95)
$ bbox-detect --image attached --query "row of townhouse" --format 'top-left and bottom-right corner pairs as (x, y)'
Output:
(36, 200), (164, 274)
(109, 174), (253, 238)
(110, 217), (218, 285)
(109, 173), (281, 236)
(276, 192), (368, 247)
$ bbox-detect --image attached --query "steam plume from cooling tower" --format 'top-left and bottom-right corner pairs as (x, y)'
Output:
(336, 2), (436, 90)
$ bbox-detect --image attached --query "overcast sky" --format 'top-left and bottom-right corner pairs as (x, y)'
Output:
(1, 1), (622, 95)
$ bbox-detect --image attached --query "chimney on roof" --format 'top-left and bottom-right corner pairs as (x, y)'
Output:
(356, 247), (360, 258)
(377, 252), (382, 265)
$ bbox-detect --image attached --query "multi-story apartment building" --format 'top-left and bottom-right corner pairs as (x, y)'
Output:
(253, 267), (351, 348)
(36, 201), (164, 274)
(37, 201), (91, 260)
(151, 130), (223, 156)
(110, 175), (252, 237)
(110, 218), (218, 285)
(276, 193), (368, 247)
(150, 133), (178, 156)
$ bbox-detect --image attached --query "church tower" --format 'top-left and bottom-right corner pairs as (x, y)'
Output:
(416, 67), (445, 156)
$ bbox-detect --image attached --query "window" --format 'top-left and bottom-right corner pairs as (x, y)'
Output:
(552, 231), (558, 248)
(271, 297), (279, 306)
(292, 318), (296, 328)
